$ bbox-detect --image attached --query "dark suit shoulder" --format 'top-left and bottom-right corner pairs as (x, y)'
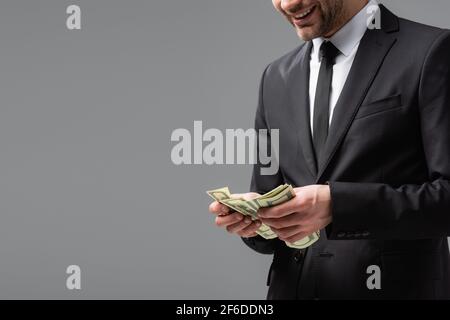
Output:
(264, 43), (306, 81)
(397, 16), (449, 48)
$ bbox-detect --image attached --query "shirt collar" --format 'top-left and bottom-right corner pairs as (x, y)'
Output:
(311, 0), (379, 61)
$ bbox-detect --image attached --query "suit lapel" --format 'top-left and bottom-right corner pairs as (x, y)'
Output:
(316, 6), (399, 182)
(287, 41), (317, 177)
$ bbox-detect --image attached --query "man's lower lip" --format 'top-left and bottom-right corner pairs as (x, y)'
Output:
(292, 5), (316, 27)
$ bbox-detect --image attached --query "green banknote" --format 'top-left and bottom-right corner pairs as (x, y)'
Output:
(207, 185), (319, 249)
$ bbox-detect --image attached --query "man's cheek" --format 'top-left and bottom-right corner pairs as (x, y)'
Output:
(273, 0), (289, 18)
(272, 0), (281, 11)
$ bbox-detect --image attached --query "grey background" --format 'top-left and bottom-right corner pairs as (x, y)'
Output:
(0, 0), (448, 299)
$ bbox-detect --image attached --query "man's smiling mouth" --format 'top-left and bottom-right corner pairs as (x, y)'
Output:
(292, 4), (317, 24)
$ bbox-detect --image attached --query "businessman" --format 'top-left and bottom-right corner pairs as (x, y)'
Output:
(209, 0), (450, 299)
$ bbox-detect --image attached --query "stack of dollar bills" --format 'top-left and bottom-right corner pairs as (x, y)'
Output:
(207, 184), (319, 249)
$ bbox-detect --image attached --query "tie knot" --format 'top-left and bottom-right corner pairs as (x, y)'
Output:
(319, 41), (340, 64)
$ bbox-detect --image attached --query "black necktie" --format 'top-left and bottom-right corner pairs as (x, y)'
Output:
(313, 41), (340, 164)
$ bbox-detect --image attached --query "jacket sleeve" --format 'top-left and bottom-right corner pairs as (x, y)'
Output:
(327, 30), (450, 240)
(242, 65), (284, 254)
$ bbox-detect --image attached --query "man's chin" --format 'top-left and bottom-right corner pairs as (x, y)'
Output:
(295, 26), (320, 42)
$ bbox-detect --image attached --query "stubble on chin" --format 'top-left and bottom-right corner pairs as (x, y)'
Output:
(294, 18), (325, 42)
(297, 0), (346, 41)
(295, 28), (317, 42)
(293, 8), (327, 41)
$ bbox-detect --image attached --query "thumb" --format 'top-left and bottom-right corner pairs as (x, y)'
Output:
(230, 192), (260, 201)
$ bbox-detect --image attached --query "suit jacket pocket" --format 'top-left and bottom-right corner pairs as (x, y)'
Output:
(379, 251), (443, 299)
(355, 94), (402, 120)
(380, 250), (443, 281)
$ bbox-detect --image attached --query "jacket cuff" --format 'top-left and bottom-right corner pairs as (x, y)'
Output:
(326, 181), (386, 240)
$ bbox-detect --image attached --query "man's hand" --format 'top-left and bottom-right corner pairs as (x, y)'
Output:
(257, 185), (332, 243)
(209, 193), (262, 238)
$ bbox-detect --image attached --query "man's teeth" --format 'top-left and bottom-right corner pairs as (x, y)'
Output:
(295, 7), (313, 19)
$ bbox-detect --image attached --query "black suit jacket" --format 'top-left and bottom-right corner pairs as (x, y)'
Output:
(243, 5), (450, 300)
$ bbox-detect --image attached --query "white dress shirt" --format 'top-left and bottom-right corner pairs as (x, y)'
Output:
(309, 0), (379, 135)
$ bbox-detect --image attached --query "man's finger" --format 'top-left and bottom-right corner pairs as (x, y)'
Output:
(259, 212), (303, 228)
(240, 231), (258, 238)
(285, 231), (313, 244)
(238, 222), (261, 237)
(257, 197), (299, 219)
(215, 212), (244, 227)
(230, 192), (260, 201)
(226, 217), (254, 234)
(209, 201), (230, 215)
(271, 225), (303, 240)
